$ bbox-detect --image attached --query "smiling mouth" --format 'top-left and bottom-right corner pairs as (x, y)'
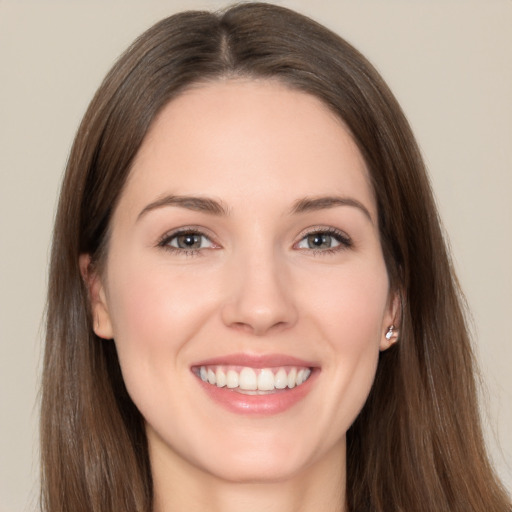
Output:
(193, 365), (312, 394)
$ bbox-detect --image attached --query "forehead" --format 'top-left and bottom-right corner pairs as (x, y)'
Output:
(120, 79), (375, 218)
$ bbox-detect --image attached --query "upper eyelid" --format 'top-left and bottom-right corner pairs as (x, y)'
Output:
(156, 225), (352, 248)
(293, 227), (353, 252)
(157, 226), (217, 245)
(157, 229), (219, 257)
(295, 225), (351, 241)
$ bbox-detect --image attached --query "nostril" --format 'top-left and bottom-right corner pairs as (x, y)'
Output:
(231, 321), (255, 333)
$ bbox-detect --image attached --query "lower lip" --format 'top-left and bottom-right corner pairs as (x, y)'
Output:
(195, 370), (317, 415)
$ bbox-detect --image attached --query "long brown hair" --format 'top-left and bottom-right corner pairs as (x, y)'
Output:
(41, 3), (510, 511)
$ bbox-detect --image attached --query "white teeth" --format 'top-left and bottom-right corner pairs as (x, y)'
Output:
(287, 368), (297, 389)
(257, 369), (275, 391)
(274, 368), (288, 389)
(215, 368), (226, 387)
(239, 367), (258, 390)
(198, 365), (312, 392)
(226, 370), (239, 389)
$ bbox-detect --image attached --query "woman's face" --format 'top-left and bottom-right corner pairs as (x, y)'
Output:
(88, 80), (397, 483)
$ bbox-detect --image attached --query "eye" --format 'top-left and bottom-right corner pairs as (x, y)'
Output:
(169, 232), (212, 250)
(295, 228), (351, 252)
(158, 228), (217, 254)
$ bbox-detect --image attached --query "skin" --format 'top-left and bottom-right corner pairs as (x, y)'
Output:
(82, 79), (398, 512)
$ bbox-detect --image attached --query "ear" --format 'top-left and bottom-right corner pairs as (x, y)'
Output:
(379, 290), (401, 351)
(79, 254), (114, 340)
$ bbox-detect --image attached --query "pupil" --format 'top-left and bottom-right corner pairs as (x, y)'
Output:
(308, 233), (330, 248)
(178, 234), (200, 248)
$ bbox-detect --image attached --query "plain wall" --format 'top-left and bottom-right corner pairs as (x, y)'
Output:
(0, 1), (510, 510)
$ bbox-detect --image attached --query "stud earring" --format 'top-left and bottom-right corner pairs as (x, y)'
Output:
(385, 325), (395, 340)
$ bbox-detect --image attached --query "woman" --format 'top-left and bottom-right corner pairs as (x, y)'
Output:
(40, 3), (511, 511)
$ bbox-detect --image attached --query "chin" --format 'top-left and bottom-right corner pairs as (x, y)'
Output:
(200, 449), (310, 484)
(190, 426), (332, 484)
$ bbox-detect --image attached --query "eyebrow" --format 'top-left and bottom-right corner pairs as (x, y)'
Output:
(137, 195), (230, 220)
(290, 196), (373, 222)
(137, 193), (373, 223)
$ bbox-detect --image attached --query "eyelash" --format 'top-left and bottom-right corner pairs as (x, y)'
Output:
(294, 227), (352, 255)
(157, 226), (352, 256)
(157, 227), (215, 257)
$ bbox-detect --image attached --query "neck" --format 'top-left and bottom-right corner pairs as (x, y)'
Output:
(151, 439), (346, 512)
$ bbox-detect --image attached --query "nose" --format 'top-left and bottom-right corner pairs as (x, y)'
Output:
(220, 249), (298, 336)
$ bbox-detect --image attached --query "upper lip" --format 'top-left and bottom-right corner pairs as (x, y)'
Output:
(192, 353), (318, 369)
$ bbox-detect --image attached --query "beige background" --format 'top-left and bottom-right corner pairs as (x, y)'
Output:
(1, 1), (510, 510)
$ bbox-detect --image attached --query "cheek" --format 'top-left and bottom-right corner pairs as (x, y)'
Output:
(300, 259), (389, 426)
(305, 257), (390, 344)
(104, 259), (218, 401)
(324, 262), (389, 378)
(107, 258), (213, 344)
